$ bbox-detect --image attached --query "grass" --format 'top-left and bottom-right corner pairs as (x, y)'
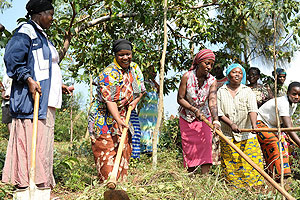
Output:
(1, 140), (300, 199)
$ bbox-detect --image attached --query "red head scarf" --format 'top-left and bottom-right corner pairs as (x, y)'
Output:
(189, 49), (215, 71)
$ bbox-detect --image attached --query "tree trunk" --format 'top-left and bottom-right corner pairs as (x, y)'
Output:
(152, 0), (168, 170)
(85, 74), (93, 139)
(70, 94), (74, 149)
(272, 12), (285, 193)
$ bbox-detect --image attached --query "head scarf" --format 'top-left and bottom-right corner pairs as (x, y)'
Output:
(26, 0), (54, 17)
(189, 49), (215, 71)
(225, 63), (246, 85)
(112, 39), (133, 54)
(272, 68), (286, 77)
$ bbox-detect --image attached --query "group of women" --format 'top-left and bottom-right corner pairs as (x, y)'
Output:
(2, 1), (300, 198)
(178, 49), (300, 187)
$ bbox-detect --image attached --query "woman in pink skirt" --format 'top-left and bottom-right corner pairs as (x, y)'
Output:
(177, 49), (220, 174)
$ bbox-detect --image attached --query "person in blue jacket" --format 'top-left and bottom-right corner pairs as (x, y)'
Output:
(2, 0), (71, 198)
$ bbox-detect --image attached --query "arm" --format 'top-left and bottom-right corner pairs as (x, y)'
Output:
(266, 84), (274, 99)
(130, 63), (146, 109)
(106, 101), (128, 133)
(129, 92), (144, 110)
(26, 77), (42, 99)
(219, 115), (240, 133)
(208, 80), (218, 121)
(247, 89), (258, 132)
(282, 116), (300, 147)
(177, 73), (201, 118)
(208, 80), (220, 129)
(4, 34), (32, 83)
(249, 112), (258, 130)
(4, 33), (41, 99)
(62, 84), (74, 95)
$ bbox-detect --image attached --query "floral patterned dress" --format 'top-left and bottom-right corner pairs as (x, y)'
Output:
(88, 59), (145, 182)
(248, 83), (273, 108)
(178, 70), (216, 168)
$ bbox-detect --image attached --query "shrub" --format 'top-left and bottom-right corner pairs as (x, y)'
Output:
(53, 141), (97, 192)
(159, 115), (182, 157)
(54, 93), (88, 142)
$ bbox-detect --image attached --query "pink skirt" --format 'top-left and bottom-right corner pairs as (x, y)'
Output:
(179, 117), (212, 168)
(2, 107), (56, 188)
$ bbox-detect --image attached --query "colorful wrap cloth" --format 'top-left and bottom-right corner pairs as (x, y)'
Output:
(220, 136), (264, 188)
(88, 59), (145, 182)
(139, 90), (158, 153)
(131, 109), (142, 158)
(256, 120), (291, 177)
(179, 117), (213, 168)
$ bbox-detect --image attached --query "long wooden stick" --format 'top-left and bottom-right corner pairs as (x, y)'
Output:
(153, 0), (168, 170)
(240, 127), (300, 132)
(241, 128), (300, 149)
(200, 115), (295, 200)
(107, 106), (133, 189)
(29, 84), (40, 200)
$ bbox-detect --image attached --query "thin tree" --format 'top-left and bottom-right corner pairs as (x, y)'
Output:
(272, 11), (285, 193)
(153, 0), (168, 169)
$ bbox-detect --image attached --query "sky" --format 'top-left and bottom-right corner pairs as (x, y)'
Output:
(1, 1), (300, 117)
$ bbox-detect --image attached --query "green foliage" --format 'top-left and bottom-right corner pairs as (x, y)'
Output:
(159, 116), (182, 157)
(1, 1), (300, 92)
(291, 104), (300, 176)
(0, 0), (12, 13)
(54, 147), (298, 200)
(53, 141), (96, 192)
(0, 110), (9, 140)
(54, 93), (88, 142)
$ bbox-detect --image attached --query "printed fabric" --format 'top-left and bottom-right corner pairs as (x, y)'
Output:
(131, 109), (142, 158)
(256, 120), (291, 177)
(220, 136), (264, 188)
(139, 90), (158, 153)
(88, 59), (145, 183)
(178, 70), (216, 122)
(88, 59), (145, 138)
(249, 83), (273, 108)
(217, 84), (258, 142)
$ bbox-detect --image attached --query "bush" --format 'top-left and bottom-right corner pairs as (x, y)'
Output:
(53, 140), (97, 192)
(0, 108), (9, 140)
(159, 116), (182, 157)
(54, 93), (88, 142)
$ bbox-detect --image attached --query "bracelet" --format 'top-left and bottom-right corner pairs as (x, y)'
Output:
(193, 108), (198, 114)
(230, 122), (235, 126)
(213, 120), (221, 126)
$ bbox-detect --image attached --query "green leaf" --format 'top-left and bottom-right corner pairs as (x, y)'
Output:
(114, 1), (121, 8)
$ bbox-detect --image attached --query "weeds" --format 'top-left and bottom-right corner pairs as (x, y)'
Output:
(1, 115), (300, 199)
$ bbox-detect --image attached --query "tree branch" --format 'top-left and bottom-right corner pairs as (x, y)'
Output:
(58, 12), (138, 62)
(0, 23), (5, 32)
(169, 2), (219, 10)
(75, 12), (137, 33)
(189, 2), (220, 9)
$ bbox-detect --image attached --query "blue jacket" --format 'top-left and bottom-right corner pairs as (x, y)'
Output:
(4, 20), (52, 119)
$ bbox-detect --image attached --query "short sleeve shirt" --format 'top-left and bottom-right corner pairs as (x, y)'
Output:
(257, 95), (297, 128)
(217, 84), (258, 142)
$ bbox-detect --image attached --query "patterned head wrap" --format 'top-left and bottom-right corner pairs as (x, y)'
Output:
(189, 49), (215, 71)
(112, 39), (133, 54)
(26, 0), (54, 17)
(225, 63), (246, 85)
(272, 68), (286, 77)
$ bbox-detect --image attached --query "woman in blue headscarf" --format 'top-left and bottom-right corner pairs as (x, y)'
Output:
(217, 63), (264, 188)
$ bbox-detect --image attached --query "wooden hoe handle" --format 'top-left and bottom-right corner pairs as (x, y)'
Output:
(200, 114), (295, 200)
(107, 106), (133, 189)
(240, 127), (300, 132)
(29, 84), (41, 199)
